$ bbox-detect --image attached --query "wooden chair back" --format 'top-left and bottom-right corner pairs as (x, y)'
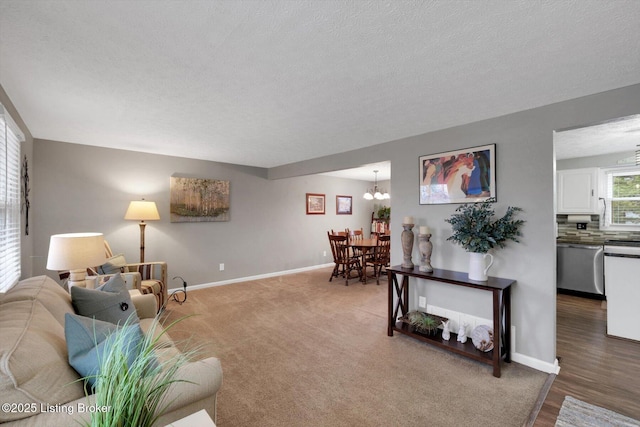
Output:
(374, 234), (391, 261)
(366, 234), (391, 285)
(328, 232), (350, 263)
(347, 228), (364, 241)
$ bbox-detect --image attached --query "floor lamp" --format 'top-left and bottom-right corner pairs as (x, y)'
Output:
(124, 199), (160, 263)
(46, 232), (106, 289)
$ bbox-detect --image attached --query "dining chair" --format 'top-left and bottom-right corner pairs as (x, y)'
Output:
(366, 234), (391, 285)
(347, 227), (365, 259)
(328, 232), (362, 285)
(348, 228), (364, 238)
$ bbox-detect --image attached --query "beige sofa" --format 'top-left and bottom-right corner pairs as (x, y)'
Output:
(0, 275), (223, 426)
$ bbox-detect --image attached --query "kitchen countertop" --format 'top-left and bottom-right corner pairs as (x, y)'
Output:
(556, 239), (604, 245)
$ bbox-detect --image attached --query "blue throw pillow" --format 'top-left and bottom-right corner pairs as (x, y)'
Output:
(71, 273), (139, 325)
(64, 313), (144, 389)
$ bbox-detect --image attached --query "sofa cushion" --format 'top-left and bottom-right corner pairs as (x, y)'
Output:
(71, 274), (139, 325)
(65, 313), (144, 389)
(0, 300), (85, 422)
(0, 275), (74, 326)
(97, 253), (128, 275)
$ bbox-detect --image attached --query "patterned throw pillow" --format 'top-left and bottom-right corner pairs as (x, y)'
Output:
(97, 253), (128, 275)
(70, 273), (139, 325)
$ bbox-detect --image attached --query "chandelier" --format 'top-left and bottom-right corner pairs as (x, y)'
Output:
(363, 170), (390, 200)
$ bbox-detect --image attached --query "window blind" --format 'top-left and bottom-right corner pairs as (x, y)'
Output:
(0, 104), (24, 292)
(603, 167), (640, 228)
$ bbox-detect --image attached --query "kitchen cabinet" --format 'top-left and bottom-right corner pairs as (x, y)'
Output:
(557, 168), (599, 214)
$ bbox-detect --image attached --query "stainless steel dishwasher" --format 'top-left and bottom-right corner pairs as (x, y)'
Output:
(557, 243), (605, 297)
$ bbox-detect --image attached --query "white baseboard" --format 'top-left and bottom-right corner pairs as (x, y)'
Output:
(511, 352), (560, 374)
(510, 325), (561, 374)
(187, 263), (334, 291)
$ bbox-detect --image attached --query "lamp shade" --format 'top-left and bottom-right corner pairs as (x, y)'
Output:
(124, 200), (160, 221)
(46, 232), (106, 271)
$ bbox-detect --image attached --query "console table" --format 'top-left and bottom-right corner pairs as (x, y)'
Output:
(387, 265), (514, 377)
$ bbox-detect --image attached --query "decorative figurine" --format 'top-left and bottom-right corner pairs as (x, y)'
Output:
(441, 320), (450, 341)
(457, 322), (468, 343)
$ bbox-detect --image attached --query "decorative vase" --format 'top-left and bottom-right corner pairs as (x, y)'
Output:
(401, 222), (415, 269)
(468, 252), (493, 281)
(418, 233), (433, 272)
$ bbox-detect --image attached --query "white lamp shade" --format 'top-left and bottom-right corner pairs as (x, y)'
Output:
(46, 233), (106, 271)
(124, 200), (160, 221)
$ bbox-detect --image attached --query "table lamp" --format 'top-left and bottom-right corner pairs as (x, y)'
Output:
(124, 199), (160, 263)
(46, 232), (106, 289)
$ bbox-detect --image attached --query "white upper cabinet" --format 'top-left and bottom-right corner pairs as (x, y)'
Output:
(557, 168), (599, 214)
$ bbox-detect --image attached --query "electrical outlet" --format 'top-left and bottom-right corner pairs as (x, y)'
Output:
(418, 296), (426, 308)
(219, 263), (224, 271)
(323, 250), (327, 257)
(576, 223), (587, 230)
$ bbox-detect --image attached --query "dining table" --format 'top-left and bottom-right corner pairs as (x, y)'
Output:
(348, 237), (384, 283)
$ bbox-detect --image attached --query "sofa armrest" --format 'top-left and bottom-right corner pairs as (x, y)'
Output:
(130, 291), (158, 319)
(157, 357), (223, 423)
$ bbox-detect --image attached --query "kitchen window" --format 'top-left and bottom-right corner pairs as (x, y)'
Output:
(600, 166), (640, 231)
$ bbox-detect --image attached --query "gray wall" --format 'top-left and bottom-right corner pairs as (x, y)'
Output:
(271, 83), (640, 366)
(21, 82), (640, 369)
(31, 140), (374, 286)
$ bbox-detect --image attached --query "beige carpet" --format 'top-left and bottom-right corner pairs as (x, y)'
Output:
(163, 268), (547, 427)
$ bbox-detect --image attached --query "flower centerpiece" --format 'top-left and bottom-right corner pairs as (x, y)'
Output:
(444, 197), (524, 280)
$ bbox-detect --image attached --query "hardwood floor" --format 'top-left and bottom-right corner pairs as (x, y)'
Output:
(534, 293), (640, 425)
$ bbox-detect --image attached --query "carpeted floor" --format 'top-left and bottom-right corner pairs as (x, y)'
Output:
(555, 396), (640, 427)
(163, 267), (548, 427)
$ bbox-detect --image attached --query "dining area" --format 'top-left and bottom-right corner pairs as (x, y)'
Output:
(327, 228), (391, 286)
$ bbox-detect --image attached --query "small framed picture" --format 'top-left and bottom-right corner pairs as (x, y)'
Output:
(306, 193), (325, 215)
(336, 195), (352, 215)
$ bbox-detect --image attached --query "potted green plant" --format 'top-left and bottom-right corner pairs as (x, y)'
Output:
(444, 197), (524, 280)
(377, 206), (390, 220)
(85, 316), (200, 427)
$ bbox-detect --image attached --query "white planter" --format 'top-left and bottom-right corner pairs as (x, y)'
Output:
(469, 252), (493, 281)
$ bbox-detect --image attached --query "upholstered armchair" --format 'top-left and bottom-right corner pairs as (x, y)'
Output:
(92, 241), (168, 312)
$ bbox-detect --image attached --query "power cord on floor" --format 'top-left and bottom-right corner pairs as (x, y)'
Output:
(170, 276), (188, 305)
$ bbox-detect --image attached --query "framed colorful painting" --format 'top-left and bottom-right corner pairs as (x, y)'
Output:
(419, 144), (496, 205)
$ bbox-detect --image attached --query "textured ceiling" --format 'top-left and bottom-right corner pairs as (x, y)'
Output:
(555, 115), (640, 161)
(1, 1), (640, 169)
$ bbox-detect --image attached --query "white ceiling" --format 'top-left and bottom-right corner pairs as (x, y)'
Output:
(320, 161), (391, 182)
(555, 114), (640, 161)
(1, 1), (640, 169)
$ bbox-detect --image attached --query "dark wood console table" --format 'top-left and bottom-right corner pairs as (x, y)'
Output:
(387, 265), (514, 377)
